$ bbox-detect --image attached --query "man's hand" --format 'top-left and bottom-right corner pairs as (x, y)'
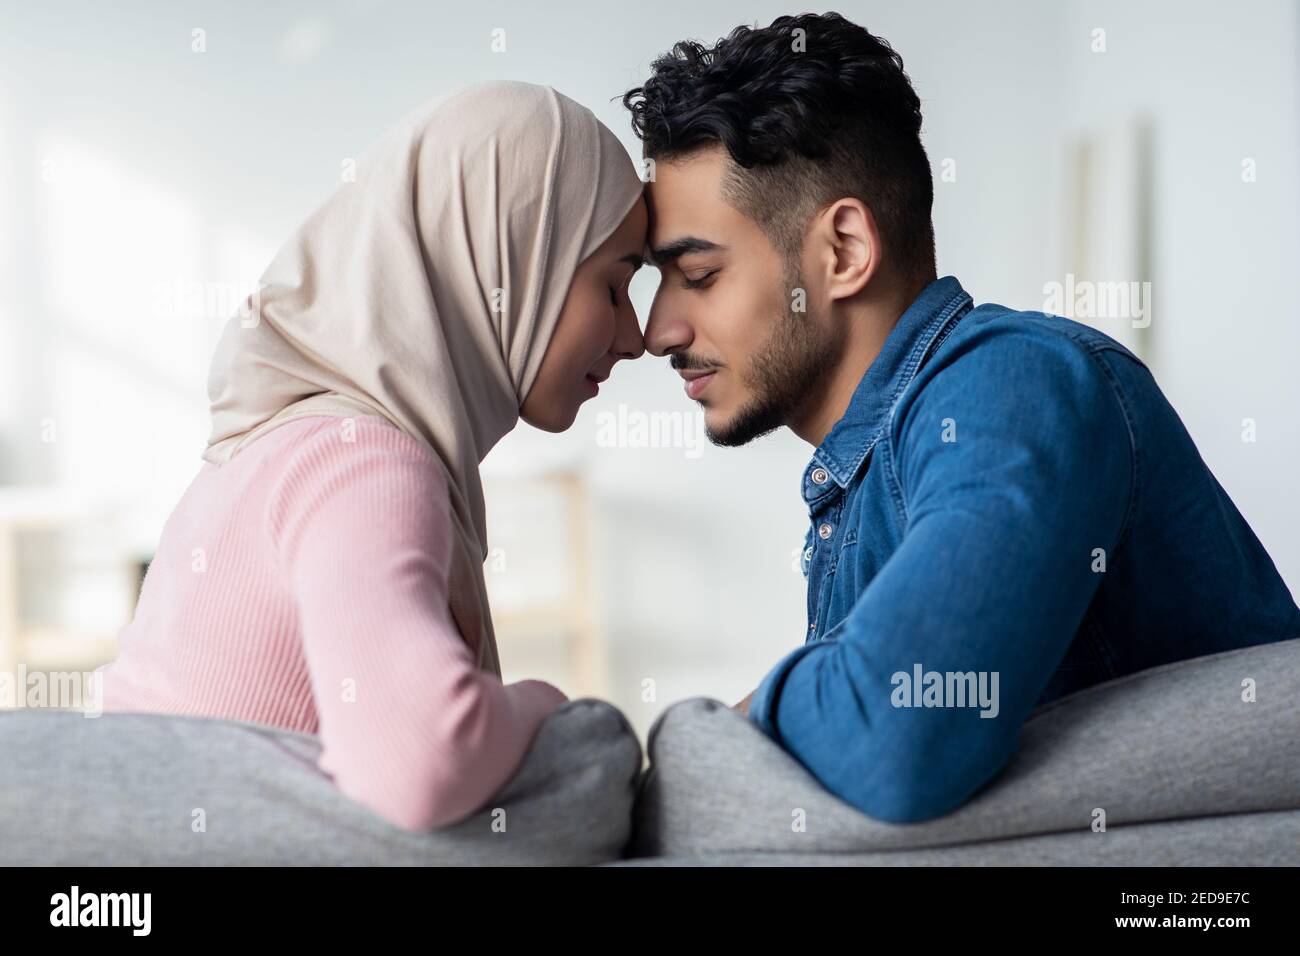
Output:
(732, 690), (755, 715)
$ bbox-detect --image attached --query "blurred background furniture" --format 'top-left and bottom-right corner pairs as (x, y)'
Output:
(0, 486), (131, 684)
(484, 471), (607, 698)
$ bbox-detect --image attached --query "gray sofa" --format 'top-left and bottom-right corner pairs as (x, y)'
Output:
(1, 638), (1296, 865)
(0, 699), (641, 865)
(621, 637), (1300, 865)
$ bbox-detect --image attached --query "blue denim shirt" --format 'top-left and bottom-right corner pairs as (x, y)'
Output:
(749, 275), (1299, 824)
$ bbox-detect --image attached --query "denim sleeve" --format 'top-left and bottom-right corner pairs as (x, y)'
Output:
(749, 323), (1134, 823)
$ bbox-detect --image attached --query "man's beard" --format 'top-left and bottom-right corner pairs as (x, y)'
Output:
(705, 266), (845, 447)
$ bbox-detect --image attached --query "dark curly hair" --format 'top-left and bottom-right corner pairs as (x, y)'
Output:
(623, 12), (936, 284)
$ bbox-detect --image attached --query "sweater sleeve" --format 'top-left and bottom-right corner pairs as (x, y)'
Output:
(265, 419), (568, 832)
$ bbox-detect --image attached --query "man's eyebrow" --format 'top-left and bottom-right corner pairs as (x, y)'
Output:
(648, 237), (725, 266)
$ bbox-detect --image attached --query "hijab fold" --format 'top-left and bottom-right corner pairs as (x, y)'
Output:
(203, 81), (643, 675)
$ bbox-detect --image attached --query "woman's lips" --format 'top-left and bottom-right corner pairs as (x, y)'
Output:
(683, 370), (716, 400)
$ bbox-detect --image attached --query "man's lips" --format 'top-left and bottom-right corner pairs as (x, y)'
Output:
(678, 368), (717, 400)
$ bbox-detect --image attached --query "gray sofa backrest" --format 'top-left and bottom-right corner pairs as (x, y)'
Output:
(630, 638), (1300, 857)
(0, 698), (641, 865)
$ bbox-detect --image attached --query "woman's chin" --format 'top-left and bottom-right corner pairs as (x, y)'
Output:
(521, 403), (579, 434)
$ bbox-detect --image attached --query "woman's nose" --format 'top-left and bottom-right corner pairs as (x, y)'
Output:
(612, 301), (645, 360)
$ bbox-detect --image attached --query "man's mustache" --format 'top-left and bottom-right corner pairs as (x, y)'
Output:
(669, 353), (722, 372)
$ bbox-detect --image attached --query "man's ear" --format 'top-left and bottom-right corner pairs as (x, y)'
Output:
(811, 198), (880, 303)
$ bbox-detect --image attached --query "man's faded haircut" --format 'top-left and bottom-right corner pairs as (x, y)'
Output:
(622, 11), (937, 284)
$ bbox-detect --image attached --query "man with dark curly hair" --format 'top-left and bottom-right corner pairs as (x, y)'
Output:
(623, 12), (1299, 823)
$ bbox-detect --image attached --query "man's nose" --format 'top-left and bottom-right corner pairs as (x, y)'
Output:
(643, 290), (693, 358)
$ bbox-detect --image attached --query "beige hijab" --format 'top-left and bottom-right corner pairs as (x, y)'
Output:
(202, 81), (643, 676)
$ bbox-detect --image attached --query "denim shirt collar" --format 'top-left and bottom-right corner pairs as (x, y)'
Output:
(802, 275), (974, 505)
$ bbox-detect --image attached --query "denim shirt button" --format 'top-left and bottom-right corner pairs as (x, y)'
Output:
(802, 546), (814, 561)
(811, 467), (829, 485)
(818, 522), (833, 540)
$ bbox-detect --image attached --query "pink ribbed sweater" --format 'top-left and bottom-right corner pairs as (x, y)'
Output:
(94, 414), (567, 831)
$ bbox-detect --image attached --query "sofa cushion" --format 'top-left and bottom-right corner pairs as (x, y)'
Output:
(0, 698), (641, 865)
(610, 809), (1300, 866)
(630, 638), (1300, 859)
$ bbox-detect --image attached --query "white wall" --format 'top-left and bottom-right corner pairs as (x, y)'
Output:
(1055, 0), (1300, 593)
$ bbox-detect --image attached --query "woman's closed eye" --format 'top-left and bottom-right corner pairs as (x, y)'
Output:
(609, 263), (640, 305)
(609, 278), (630, 306)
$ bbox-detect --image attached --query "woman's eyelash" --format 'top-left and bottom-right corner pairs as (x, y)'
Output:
(610, 270), (637, 305)
(683, 270), (717, 290)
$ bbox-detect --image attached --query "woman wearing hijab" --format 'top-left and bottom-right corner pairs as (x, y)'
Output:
(92, 82), (648, 831)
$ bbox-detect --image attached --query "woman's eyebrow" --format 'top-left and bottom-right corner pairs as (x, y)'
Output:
(618, 253), (645, 272)
(648, 236), (725, 266)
